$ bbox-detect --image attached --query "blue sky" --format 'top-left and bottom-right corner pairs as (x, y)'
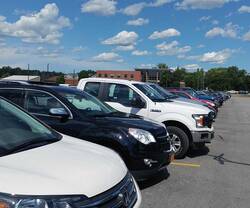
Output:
(0, 0), (249, 73)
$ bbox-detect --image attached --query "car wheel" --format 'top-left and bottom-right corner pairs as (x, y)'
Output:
(167, 126), (189, 159)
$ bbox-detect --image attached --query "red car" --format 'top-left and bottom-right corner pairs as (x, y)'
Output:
(169, 90), (218, 112)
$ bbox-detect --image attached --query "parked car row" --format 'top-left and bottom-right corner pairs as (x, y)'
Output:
(0, 79), (229, 207)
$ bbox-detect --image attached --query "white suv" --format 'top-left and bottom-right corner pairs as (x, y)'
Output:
(0, 97), (141, 208)
(78, 78), (214, 158)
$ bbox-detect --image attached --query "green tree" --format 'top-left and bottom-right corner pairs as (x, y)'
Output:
(78, 70), (95, 80)
(56, 75), (65, 84)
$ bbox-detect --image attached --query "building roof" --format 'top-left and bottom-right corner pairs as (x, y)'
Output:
(1, 75), (40, 81)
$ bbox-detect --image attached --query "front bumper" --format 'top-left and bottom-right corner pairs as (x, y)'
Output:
(191, 130), (214, 143)
(129, 149), (174, 181)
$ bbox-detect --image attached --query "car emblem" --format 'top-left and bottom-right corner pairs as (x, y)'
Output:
(118, 191), (130, 207)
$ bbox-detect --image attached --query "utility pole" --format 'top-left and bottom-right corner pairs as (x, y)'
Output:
(73, 69), (76, 86)
(27, 64), (30, 81)
(46, 64), (50, 81)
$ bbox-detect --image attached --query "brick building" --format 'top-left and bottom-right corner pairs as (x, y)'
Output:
(96, 70), (142, 81)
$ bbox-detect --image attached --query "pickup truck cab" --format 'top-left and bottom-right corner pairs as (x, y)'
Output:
(78, 78), (214, 158)
(0, 97), (141, 208)
(0, 81), (173, 180)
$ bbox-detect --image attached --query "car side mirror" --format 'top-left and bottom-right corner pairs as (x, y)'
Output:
(131, 97), (146, 108)
(49, 108), (70, 121)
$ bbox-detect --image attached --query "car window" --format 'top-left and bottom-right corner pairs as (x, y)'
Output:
(0, 98), (60, 156)
(105, 83), (142, 107)
(24, 90), (67, 116)
(84, 82), (101, 97)
(177, 92), (190, 99)
(0, 89), (24, 107)
(56, 88), (116, 116)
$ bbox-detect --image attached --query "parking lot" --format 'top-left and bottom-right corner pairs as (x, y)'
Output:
(141, 96), (250, 208)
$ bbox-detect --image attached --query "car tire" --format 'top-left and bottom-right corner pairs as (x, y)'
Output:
(167, 126), (189, 159)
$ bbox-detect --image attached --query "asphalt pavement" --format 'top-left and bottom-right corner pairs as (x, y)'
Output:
(140, 96), (250, 208)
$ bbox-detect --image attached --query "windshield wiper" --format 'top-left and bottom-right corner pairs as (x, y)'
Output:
(1, 138), (59, 156)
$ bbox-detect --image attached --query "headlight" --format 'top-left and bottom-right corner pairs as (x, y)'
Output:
(0, 193), (86, 208)
(128, 128), (156, 145)
(192, 114), (205, 128)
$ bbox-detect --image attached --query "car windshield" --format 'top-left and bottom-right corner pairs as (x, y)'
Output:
(0, 98), (61, 156)
(133, 84), (167, 102)
(149, 84), (178, 99)
(186, 89), (198, 97)
(57, 88), (117, 116)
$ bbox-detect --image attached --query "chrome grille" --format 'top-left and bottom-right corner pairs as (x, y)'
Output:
(74, 173), (137, 208)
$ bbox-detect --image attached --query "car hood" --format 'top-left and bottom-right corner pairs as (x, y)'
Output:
(95, 115), (167, 137)
(159, 101), (210, 114)
(173, 97), (206, 106)
(0, 135), (127, 197)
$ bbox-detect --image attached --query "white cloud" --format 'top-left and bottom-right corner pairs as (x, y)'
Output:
(197, 44), (205, 48)
(102, 31), (138, 46)
(116, 45), (135, 51)
(212, 20), (219, 25)
(205, 23), (238, 38)
(149, 0), (174, 7)
(183, 64), (200, 71)
(127, 18), (149, 26)
(122, 0), (172, 16)
(149, 28), (181, 40)
(92, 52), (122, 62)
(199, 49), (233, 64)
(81, 0), (117, 16)
(176, 0), (237, 10)
(139, 63), (156, 68)
(132, 50), (150, 56)
(238, 5), (250, 13)
(72, 46), (86, 52)
(122, 3), (147, 16)
(156, 41), (191, 56)
(200, 16), (211, 21)
(243, 31), (250, 41)
(0, 3), (71, 44)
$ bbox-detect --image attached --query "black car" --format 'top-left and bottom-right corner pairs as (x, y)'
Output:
(0, 81), (173, 180)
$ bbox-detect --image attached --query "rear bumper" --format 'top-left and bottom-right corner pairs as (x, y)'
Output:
(191, 130), (214, 143)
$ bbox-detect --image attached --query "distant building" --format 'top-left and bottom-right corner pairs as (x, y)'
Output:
(64, 74), (79, 86)
(135, 68), (170, 83)
(1, 75), (40, 82)
(96, 70), (142, 81)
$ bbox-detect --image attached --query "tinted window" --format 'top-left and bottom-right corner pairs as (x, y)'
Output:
(84, 82), (101, 97)
(0, 98), (60, 156)
(57, 88), (116, 116)
(176, 92), (190, 99)
(133, 84), (166, 102)
(0, 89), (24, 107)
(24, 90), (66, 115)
(105, 84), (142, 107)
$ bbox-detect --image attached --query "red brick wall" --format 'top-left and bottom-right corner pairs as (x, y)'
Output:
(65, 79), (79, 86)
(96, 70), (142, 81)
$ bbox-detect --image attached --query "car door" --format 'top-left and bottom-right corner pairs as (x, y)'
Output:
(102, 83), (148, 117)
(23, 89), (83, 138)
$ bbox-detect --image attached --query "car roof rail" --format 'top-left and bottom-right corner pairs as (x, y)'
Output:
(0, 80), (59, 86)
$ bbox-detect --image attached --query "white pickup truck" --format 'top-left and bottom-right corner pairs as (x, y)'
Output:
(78, 78), (214, 158)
